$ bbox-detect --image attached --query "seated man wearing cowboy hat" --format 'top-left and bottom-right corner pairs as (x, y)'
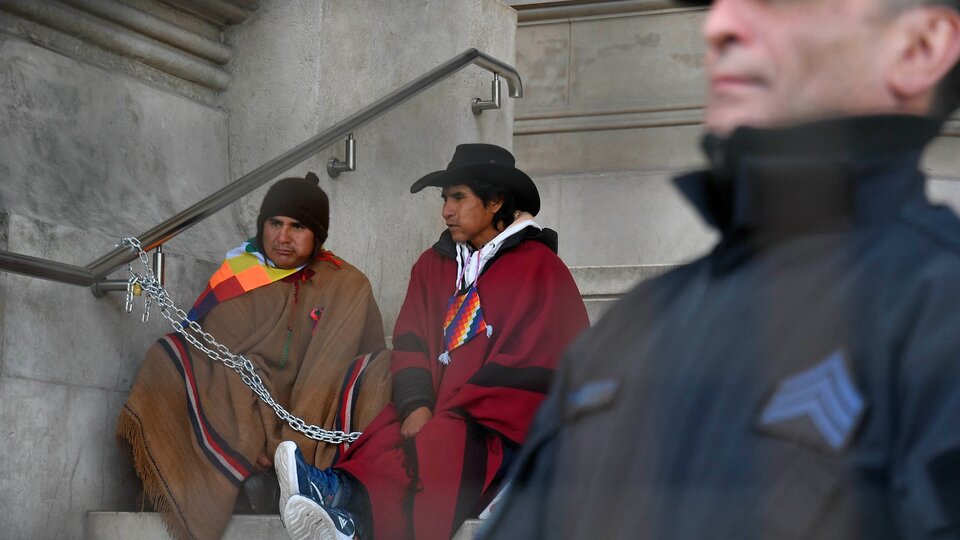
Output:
(273, 144), (590, 540)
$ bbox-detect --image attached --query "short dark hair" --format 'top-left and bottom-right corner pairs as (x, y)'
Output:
(934, 62), (960, 119)
(464, 178), (518, 231)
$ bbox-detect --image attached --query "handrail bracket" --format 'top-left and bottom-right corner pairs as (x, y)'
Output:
(472, 73), (502, 115)
(92, 245), (164, 298)
(327, 134), (357, 178)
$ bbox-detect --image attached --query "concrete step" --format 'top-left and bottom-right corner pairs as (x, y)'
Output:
(86, 513), (281, 540)
(570, 264), (679, 324)
(85, 512), (483, 539)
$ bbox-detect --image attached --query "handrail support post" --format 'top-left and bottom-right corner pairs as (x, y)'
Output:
(472, 73), (501, 115)
(153, 244), (165, 287)
(90, 244), (163, 297)
(327, 134), (357, 178)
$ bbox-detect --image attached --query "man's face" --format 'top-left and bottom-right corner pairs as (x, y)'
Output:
(703, 0), (897, 135)
(262, 215), (315, 269)
(441, 184), (501, 248)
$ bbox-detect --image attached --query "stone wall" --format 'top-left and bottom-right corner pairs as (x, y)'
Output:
(0, 30), (230, 539)
(511, 4), (716, 267)
(0, 0), (516, 537)
(512, 3), (960, 269)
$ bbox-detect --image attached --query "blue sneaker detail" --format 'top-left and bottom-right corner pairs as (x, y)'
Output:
(293, 447), (341, 506)
(275, 441), (342, 519)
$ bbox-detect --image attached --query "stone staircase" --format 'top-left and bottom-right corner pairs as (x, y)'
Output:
(532, 168), (710, 324)
(78, 8), (707, 537)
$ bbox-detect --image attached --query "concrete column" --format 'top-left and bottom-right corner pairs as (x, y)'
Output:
(0, 30), (231, 538)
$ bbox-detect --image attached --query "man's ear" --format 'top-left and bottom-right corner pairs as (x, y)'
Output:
(887, 6), (960, 106)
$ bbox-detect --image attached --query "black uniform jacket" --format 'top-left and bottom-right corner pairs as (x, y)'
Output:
(483, 115), (960, 540)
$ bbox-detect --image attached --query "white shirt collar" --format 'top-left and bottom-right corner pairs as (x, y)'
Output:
(455, 213), (541, 290)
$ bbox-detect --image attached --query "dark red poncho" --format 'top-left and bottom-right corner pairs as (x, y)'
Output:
(336, 229), (589, 540)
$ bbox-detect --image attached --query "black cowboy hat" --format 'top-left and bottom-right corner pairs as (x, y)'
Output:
(410, 143), (540, 216)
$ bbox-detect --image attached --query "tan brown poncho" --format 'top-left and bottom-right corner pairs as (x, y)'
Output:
(117, 257), (391, 540)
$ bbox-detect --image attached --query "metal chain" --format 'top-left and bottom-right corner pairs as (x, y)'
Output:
(118, 237), (361, 444)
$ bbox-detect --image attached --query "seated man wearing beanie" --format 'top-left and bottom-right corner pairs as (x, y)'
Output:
(274, 144), (591, 540)
(117, 173), (391, 540)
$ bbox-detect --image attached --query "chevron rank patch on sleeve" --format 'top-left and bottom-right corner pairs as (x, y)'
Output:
(757, 350), (867, 452)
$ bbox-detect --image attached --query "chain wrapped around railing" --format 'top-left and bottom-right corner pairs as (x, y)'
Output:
(118, 237), (361, 444)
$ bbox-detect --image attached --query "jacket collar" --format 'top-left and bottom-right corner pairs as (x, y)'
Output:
(432, 226), (559, 261)
(674, 115), (939, 272)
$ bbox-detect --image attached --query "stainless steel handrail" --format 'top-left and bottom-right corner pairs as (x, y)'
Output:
(0, 48), (522, 287)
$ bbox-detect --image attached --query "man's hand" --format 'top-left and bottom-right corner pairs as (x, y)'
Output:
(400, 406), (432, 438)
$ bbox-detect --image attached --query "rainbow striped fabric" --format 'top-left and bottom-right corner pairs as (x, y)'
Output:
(439, 285), (489, 364)
(186, 240), (302, 323)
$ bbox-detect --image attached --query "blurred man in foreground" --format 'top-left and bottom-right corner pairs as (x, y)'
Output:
(485, 1), (960, 538)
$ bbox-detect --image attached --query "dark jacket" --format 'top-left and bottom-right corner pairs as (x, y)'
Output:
(483, 115), (960, 540)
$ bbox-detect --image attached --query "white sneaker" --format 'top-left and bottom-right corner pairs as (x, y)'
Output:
(275, 441), (300, 517)
(283, 494), (357, 540)
(275, 441), (344, 521)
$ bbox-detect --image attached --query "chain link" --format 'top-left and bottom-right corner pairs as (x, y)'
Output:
(119, 237), (361, 444)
